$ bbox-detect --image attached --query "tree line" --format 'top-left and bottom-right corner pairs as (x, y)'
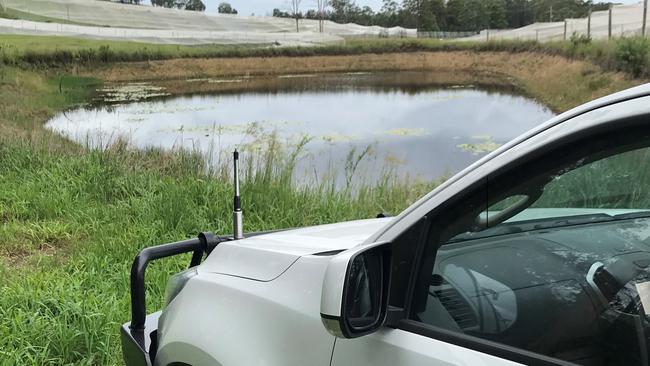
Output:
(273, 0), (613, 32)
(116, 0), (613, 32)
(149, 0), (206, 11)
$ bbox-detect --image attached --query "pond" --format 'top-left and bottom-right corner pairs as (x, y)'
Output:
(46, 72), (555, 185)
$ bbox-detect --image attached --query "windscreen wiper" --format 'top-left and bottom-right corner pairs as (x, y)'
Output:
(450, 213), (616, 243)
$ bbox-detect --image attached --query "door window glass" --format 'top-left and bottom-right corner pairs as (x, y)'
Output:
(411, 141), (650, 366)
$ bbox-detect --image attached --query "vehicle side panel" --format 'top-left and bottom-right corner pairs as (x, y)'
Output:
(155, 256), (335, 366)
(332, 328), (522, 366)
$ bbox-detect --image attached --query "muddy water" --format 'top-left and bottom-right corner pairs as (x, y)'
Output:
(46, 72), (554, 184)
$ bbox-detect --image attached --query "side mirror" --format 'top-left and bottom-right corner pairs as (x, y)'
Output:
(320, 242), (391, 338)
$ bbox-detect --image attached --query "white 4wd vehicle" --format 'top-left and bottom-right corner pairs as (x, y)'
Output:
(122, 84), (650, 366)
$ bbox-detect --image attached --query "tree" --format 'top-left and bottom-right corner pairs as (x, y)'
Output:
(531, 0), (591, 23)
(185, 0), (205, 11)
(353, 6), (375, 26)
(158, 0), (196, 9)
(486, 0), (507, 28)
(317, 0), (330, 32)
(218, 2), (238, 14)
(290, 0), (302, 32)
(505, 0), (534, 28)
(399, 0), (445, 31)
(418, 1), (439, 31)
(400, 0), (420, 29)
(428, 0), (447, 30)
(266, 0), (598, 33)
(151, 0), (175, 7)
(376, 0), (400, 27)
(446, 0), (489, 31)
(273, 8), (290, 17)
(330, 0), (353, 23)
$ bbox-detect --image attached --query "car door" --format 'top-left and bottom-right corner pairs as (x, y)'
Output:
(331, 95), (650, 366)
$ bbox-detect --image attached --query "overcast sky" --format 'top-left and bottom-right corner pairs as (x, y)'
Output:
(147, 0), (643, 17)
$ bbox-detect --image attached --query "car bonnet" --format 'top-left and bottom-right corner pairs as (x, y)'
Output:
(199, 218), (392, 281)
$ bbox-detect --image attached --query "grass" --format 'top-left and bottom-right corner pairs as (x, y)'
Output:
(0, 67), (99, 138)
(0, 35), (271, 67)
(1, 34), (649, 79)
(0, 136), (435, 365)
(339, 37), (650, 78)
(0, 35), (647, 364)
(0, 7), (92, 26)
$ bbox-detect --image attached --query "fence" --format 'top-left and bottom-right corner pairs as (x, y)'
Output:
(467, 3), (648, 42)
(417, 31), (479, 39)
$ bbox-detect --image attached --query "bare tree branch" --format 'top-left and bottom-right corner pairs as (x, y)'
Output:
(290, 0), (302, 32)
(316, 0), (329, 33)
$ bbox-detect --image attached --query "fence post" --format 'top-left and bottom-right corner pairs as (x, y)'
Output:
(536, 29), (539, 42)
(641, 0), (648, 37)
(608, 4), (613, 40)
(486, 29), (489, 42)
(587, 6), (591, 38)
(564, 20), (568, 40)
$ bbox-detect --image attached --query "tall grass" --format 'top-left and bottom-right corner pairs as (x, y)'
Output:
(1, 35), (649, 78)
(0, 136), (437, 365)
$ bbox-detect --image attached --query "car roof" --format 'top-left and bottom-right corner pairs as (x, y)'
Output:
(366, 83), (650, 244)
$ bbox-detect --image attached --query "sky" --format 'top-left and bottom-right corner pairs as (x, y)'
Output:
(149, 0), (642, 17)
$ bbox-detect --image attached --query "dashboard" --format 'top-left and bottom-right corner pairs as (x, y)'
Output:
(417, 217), (650, 365)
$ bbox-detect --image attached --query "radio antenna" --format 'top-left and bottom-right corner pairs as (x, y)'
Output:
(232, 149), (244, 240)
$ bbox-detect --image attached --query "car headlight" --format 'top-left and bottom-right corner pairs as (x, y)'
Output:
(164, 267), (198, 307)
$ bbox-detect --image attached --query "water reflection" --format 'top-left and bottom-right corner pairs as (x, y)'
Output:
(46, 72), (555, 184)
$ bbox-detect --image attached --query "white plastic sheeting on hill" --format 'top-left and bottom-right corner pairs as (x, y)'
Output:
(466, 3), (647, 42)
(0, 0), (415, 45)
(0, 18), (344, 46)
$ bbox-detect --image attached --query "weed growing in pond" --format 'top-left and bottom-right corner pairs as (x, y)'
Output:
(99, 83), (170, 103)
(345, 145), (374, 189)
(457, 135), (502, 155)
(381, 128), (427, 137)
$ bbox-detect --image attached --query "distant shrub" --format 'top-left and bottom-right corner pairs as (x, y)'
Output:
(98, 45), (112, 63)
(77, 48), (97, 63)
(570, 32), (592, 46)
(615, 37), (650, 77)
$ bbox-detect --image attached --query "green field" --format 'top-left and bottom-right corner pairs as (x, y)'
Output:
(0, 35), (648, 364)
(0, 7), (92, 25)
(0, 34), (270, 66)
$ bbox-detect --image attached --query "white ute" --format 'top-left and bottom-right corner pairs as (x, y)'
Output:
(122, 84), (650, 366)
